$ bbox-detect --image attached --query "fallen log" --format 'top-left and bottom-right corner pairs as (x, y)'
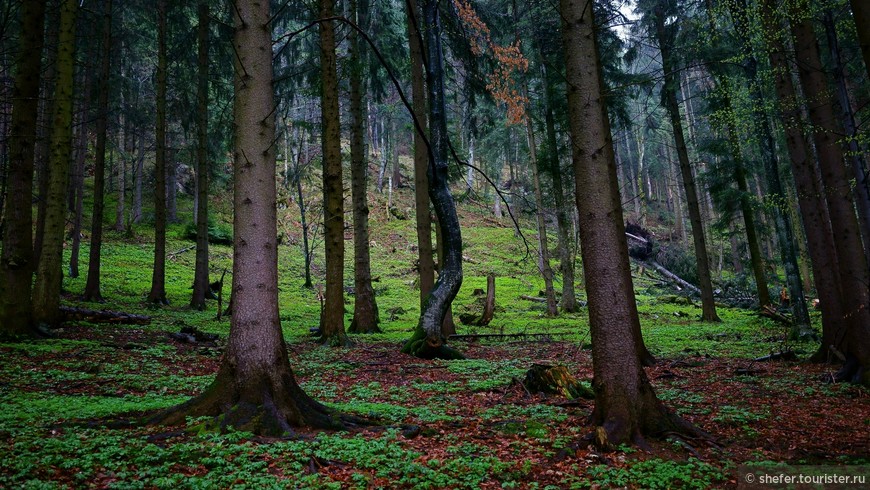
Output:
(60, 306), (150, 325)
(520, 295), (548, 303)
(753, 350), (797, 362)
(448, 332), (572, 341)
(760, 304), (792, 325)
(645, 260), (701, 294)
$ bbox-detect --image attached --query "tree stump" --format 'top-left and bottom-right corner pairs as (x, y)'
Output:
(459, 273), (496, 326)
(523, 364), (594, 399)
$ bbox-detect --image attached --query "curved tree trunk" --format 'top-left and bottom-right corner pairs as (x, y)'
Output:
(147, 0), (168, 305)
(191, 2), (211, 311)
(151, 0), (361, 435)
(33, 0), (77, 328)
(0, 0), (46, 335)
(319, 0), (349, 346)
(84, 0), (113, 303)
(560, 0), (702, 447)
(348, 0), (379, 334)
(402, 0), (464, 360)
(653, 4), (719, 322)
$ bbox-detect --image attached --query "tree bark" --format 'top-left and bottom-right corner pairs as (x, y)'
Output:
(68, 68), (89, 280)
(191, 2), (211, 311)
(32, 0), (77, 328)
(348, 0), (379, 334)
(848, 0), (870, 80)
(319, 0), (349, 346)
(83, 0), (113, 303)
(560, 0), (701, 446)
(653, 3), (720, 322)
(407, 0), (435, 309)
(150, 0), (360, 433)
(789, 8), (870, 379)
(148, 0), (168, 305)
(0, 0), (46, 335)
(402, 0), (464, 360)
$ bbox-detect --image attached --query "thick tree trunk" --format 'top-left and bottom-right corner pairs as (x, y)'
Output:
(0, 0), (46, 335)
(148, 0), (168, 305)
(760, 1), (845, 361)
(402, 0), (464, 360)
(348, 0), (379, 334)
(191, 3), (210, 311)
(32, 0), (77, 328)
(790, 10), (870, 379)
(653, 5), (720, 322)
(407, 0), (435, 308)
(319, 0), (349, 346)
(83, 0), (113, 303)
(151, 0), (360, 433)
(560, 0), (701, 446)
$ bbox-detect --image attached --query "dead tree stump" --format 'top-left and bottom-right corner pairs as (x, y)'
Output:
(523, 364), (594, 399)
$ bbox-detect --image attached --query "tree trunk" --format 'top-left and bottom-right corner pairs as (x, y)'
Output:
(790, 8), (870, 380)
(729, 0), (811, 333)
(191, 3), (210, 311)
(761, 1), (845, 361)
(560, 0), (702, 446)
(407, 0), (435, 308)
(148, 0), (168, 305)
(294, 137), (313, 289)
(68, 68), (89, 280)
(0, 0), (46, 335)
(402, 0), (464, 360)
(319, 0), (349, 347)
(541, 60), (577, 313)
(348, 0), (379, 334)
(133, 131), (143, 223)
(151, 0), (361, 433)
(32, 0), (77, 328)
(653, 5), (720, 322)
(166, 135), (177, 223)
(523, 87), (558, 317)
(83, 0), (113, 303)
(823, 10), (870, 261)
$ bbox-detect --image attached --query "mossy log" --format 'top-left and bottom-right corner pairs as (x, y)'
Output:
(523, 364), (594, 399)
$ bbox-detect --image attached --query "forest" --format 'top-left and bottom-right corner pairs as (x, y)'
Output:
(0, 0), (869, 487)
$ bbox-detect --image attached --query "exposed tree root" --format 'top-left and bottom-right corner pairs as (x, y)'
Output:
(147, 367), (370, 436)
(401, 326), (464, 360)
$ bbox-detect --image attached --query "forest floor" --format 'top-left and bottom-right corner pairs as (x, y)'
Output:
(1, 317), (868, 489)
(2, 188), (869, 488)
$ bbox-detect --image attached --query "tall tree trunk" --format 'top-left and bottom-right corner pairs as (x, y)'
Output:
(348, 0), (379, 334)
(0, 0), (46, 335)
(68, 68), (89, 280)
(402, 0), (464, 360)
(407, 0), (435, 308)
(319, 0), (349, 346)
(729, 0), (811, 332)
(522, 85), (558, 316)
(148, 0), (168, 305)
(541, 59), (577, 313)
(790, 8), (870, 381)
(150, 0), (360, 434)
(191, 3), (211, 310)
(166, 135), (177, 223)
(83, 0), (113, 303)
(133, 131), (144, 223)
(32, 0), (77, 328)
(653, 4), (720, 322)
(560, 0), (701, 446)
(762, 1), (844, 360)
(823, 10), (870, 259)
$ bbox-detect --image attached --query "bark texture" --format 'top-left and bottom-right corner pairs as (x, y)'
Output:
(348, 0), (380, 334)
(191, 3), (211, 311)
(402, 0), (464, 360)
(560, 0), (701, 446)
(148, 0), (168, 305)
(33, 0), (77, 328)
(0, 0), (46, 335)
(84, 0), (113, 303)
(151, 0), (359, 434)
